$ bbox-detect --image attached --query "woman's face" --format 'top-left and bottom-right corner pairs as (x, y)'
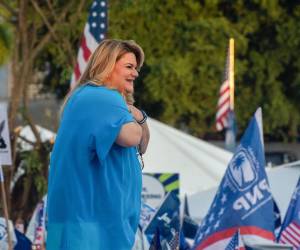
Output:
(107, 52), (139, 94)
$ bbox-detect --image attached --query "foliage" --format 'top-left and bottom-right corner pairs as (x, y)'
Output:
(0, 23), (11, 65)
(2, 0), (297, 141)
(108, 0), (300, 141)
(0, 0), (92, 220)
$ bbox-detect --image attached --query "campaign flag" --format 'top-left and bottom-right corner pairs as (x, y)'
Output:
(145, 192), (180, 249)
(182, 193), (198, 239)
(184, 194), (190, 217)
(182, 215), (198, 240)
(166, 213), (180, 250)
(194, 108), (275, 250)
(278, 177), (300, 249)
(225, 230), (245, 250)
(145, 192), (180, 235)
(180, 230), (191, 250)
(140, 202), (157, 230)
(149, 228), (162, 250)
(14, 230), (32, 250)
(70, 0), (108, 88)
(273, 198), (282, 238)
(26, 195), (47, 245)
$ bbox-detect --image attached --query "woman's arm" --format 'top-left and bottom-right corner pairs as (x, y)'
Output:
(128, 105), (150, 154)
(116, 122), (142, 147)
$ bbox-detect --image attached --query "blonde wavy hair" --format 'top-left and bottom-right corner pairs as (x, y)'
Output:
(62, 39), (144, 111)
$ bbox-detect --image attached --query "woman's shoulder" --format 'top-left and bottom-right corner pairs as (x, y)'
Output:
(79, 83), (125, 105)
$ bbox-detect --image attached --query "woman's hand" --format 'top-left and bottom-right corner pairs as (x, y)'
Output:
(128, 104), (144, 123)
(127, 104), (150, 154)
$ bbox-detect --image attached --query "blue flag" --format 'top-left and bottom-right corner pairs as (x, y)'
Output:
(182, 193), (198, 240)
(145, 192), (180, 249)
(180, 230), (191, 250)
(278, 177), (300, 249)
(184, 194), (190, 217)
(182, 215), (198, 240)
(193, 108), (275, 250)
(145, 192), (180, 235)
(273, 198), (282, 238)
(14, 230), (32, 250)
(149, 228), (162, 250)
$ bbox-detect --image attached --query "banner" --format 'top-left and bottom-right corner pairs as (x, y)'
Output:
(142, 173), (179, 208)
(0, 102), (12, 165)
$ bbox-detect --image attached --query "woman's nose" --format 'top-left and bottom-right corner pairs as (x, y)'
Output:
(132, 68), (139, 77)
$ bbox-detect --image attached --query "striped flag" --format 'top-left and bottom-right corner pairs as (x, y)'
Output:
(26, 195), (47, 246)
(279, 222), (300, 248)
(216, 44), (231, 131)
(70, 0), (108, 88)
(225, 230), (245, 250)
(278, 177), (300, 249)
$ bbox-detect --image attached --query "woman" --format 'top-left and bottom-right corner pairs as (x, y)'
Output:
(46, 39), (150, 250)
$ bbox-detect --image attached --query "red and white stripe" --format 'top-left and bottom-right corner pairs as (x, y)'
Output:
(216, 78), (230, 131)
(279, 222), (300, 249)
(196, 226), (274, 250)
(70, 23), (100, 89)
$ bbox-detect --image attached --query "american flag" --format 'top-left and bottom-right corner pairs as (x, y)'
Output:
(194, 109), (275, 250)
(70, 0), (108, 88)
(216, 44), (231, 131)
(33, 198), (46, 246)
(278, 177), (300, 249)
(225, 230), (245, 250)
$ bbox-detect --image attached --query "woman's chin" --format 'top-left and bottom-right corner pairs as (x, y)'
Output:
(125, 87), (134, 94)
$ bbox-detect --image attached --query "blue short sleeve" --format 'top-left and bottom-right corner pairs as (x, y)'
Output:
(94, 100), (134, 163)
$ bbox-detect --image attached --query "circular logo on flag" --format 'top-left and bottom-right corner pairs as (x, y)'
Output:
(228, 147), (258, 191)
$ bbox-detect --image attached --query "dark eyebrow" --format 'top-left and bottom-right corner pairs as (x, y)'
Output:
(125, 63), (137, 68)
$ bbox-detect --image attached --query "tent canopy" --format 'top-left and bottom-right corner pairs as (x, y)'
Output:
(144, 118), (232, 195)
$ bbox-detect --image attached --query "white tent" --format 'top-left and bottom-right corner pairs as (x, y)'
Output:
(144, 118), (233, 195)
(18, 125), (55, 151)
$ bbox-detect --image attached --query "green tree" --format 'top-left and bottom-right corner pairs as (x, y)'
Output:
(0, 0), (92, 220)
(0, 23), (11, 65)
(108, 0), (300, 141)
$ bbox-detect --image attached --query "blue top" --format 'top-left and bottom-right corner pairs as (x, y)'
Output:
(46, 84), (142, 250)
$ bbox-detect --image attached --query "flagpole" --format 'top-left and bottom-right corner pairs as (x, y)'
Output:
(225, 38), (236, 153)
(229, 38), (234, 111)
(0, 164), (12, 250)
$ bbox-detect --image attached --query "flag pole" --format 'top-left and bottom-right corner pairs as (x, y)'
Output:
(229, 38), (234, 111)
(0, 164), (12, 250)
(225, 38), (236, 152)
